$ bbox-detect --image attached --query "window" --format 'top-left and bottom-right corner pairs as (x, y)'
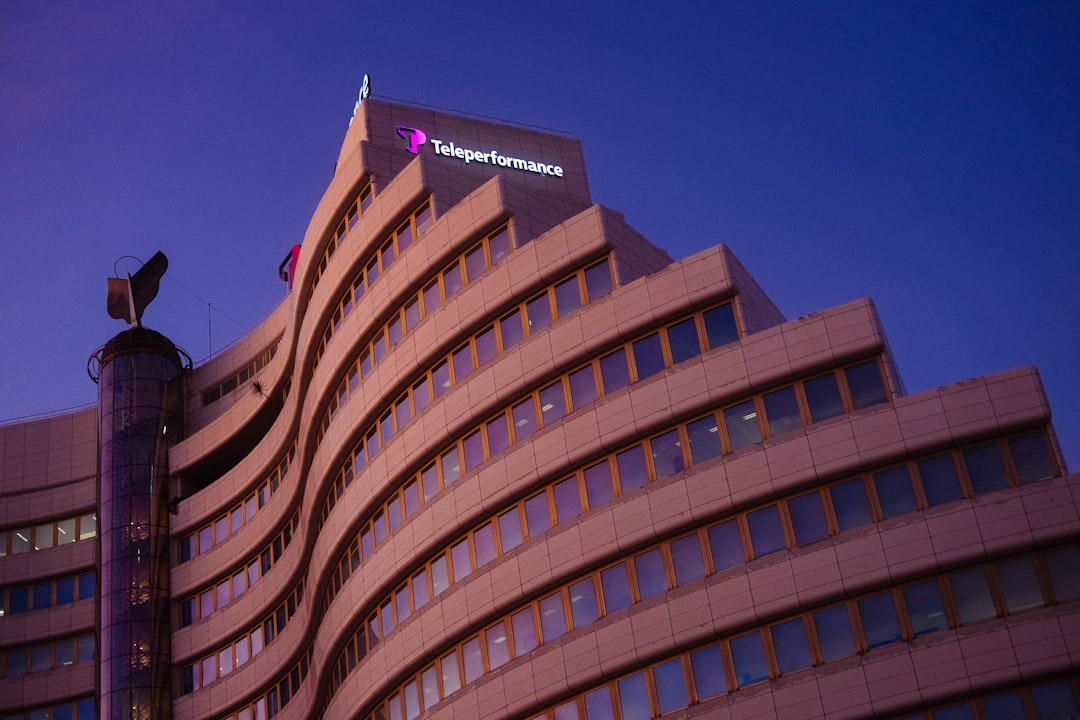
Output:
(903, 580), (948, 636)
(615, 445), (648, 493)
(554, 277), (582, 316)
(707, 519), (744, 571)
(830, 478), (872, 531)
(918, 454), (963, 506)
(583, 260), (613, 301)
(949, 569), (996, 624)
(584, 461), (614, 508)
(666, 318), (701, 365)
(963, 443), (1009, 493)
(813, 605), (856, 660)
(1009, 432), (1055, 483)
(858, 592), (902, 648)
(997, 557), (1044, 612)
(702, 304), (738, 349)
(569, 578), (599, 627)
(771, 618), (812, 673)
(600, 563), (632, 613)
(631, 333), (664, 380)
(724, 400), (761, 450)
(690, 646), (727, 700)
(617, 672), (650, 720)
(670, 534), (706, 585)
(686, 415), (721, 464)
(634, 548), (667, 599)
(763, 386), (801, 436)
(844, 360), (887, 409)
(649, 429), (684, 479)
(873, 466), (917, 518)
(788, 492), (828, 544)
(526, 294), (552, 332)
(747, 505), (785, 558)
(653, 658), (688, 713)
(804, 373), (844, 423)
(599, 349), (630, 393)
(730, 631), (768, 687)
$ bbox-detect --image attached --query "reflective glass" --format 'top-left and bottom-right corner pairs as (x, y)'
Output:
(686, 415), (721, 464)
(56, 577), (75, 605)
(670, 534), (705, 585)
(553, 478), (582, 523)
(632, 333), (664, 380)
(485, 621), (509, 669)
(462, 637), (482, 683)
(463, 431), (484, 472)
(440, 448), (461, 486)
(650, 429), (684, 479)
(654, 658), (688, 713)
(962, 443), (1009, 494)
(584, 461), (614, 508)
(421, 464), (439, 501)
(845, 360), (887, 409)
(634, 548), (667, 599)
(707, 519), (744, 571)
(539, 593), (566, 641)
(526, 294), (552, 332)
(488, 227), (510, 263)
(525, 493), (551, 538)
(949, 569), (996, 624)
(512, 607), (538, 655)
(919, 455), (963, 506)
(498, 508), (523, 553)
(540, 382), (567, 426)
(422, 281), (441, 314)
(616, 445), (648, 492)
(830, 478), (873, 531)
(804, 373), (844, 423)
(451, 539), (472, 581)
(771, 618), (812, 673)
(568, 366), (597, 410)
(788, 492), (828, 544)
(690, 645), (727, 699)
(475, 326), (497, 366)
(474, 523), (496, 568)
(858, 592), (902, 648)
(584, 260), (613, 301)
(666, 318), (701, 364)
(702, 304), (737, 349)
(500, 310), (524, 349)
(404, 298), (421, 331)
(874, 466), (917, 518)
(981, 692), (1024, 720)
(442, 262), (463, 298)
(1044, 546), (1080, 601)
(763, 386), (801, 436)
(512, 398), (536, 440)
(441, 651), (461, 695)
(486, 415), (510, 457)
(553, 702), (579, 720)
(1009, 432), (1055, 484)
(932, 705), (974, 720)
(55, 639), (74, 666)
(1031, 681), (1078, 719)
(584, 687), (614, 720)
(431, 555), (449, 596)
(903, 580), (948, 636)
(747, 505), (785, 558)
(600, 563), (632, 613)
(997, 557), (1044, 611)
(33, 583), (51, 610)
(724, 401), (761, 450)
(730, 631), (768, 686)
(813, 605), (856, 660)
(464, 245), (485, 281)
(554, 277), (582, 316)
(599, 349), (630, 393)
(452, 344), (473, 383)
(617, 672), (650, 720)
(569, 578), (599, 627)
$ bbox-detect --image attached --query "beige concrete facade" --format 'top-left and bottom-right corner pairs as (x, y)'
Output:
(0, 98), (1076, 720)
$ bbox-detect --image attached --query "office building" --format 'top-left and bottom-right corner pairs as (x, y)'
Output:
(1, 92), (1077, 720)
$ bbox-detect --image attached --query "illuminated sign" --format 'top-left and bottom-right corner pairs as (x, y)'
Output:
(348, 74), (371, 126)
(396, 124), (564, 178)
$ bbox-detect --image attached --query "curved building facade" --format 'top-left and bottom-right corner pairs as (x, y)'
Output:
(1, 94), (1078, 720)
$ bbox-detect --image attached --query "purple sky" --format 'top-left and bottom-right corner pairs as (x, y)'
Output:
(1, 1), (1077, 467)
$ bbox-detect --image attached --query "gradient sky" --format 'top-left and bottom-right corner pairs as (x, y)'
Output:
(1, 1), (1077, 467)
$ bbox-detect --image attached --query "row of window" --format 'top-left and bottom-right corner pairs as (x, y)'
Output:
(312, 200), (436, 369)
(178, 442), (296, 563)
(320, 298), (739, 609)
(0, 698), (94, 720)
(327, 428), (1055, 707)
(201, 342), (278, 407)
(179, 512), (298, 627)
(321, 347), (880, 615)
(1, 634), (95, 678)
(0, 512), (96, 556)
(897, 678), (1080, 720)
(314, 222), (516, 448)
(319, 256), (617, 527)
(215, 651), (309, 720)
(362, 534), (1079, 720)
(0, 571), (95, 617)
(180, 577), (304, 694)
(309, 182), (375, 293)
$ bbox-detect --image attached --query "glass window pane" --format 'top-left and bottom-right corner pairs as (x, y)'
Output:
(485, 621), (510, 670)
(616, 445), (648, 493)
(702, 304), (737, 349)
(788, 492), (829, 544)
(498, 508), (523, 553)
(421, 464), (439, 501)
(7, 586), (28, 614)
(5, 648), (26, 676)
(690, 645), (727, 700)
(1044, 546), (1080, 602)
(526, 294), (552, 333)
(464, 245), (485, 281)
(30, 643), (50, 671)
(404, 297), (421, 331)
(845, 360), (887, 409)
(554, 277), (582, 316)
(499, 309), (524, 349)
(707, 519), (744, 571)
(431, 555), (449, 596)
(55, 639), (74, 666)
(540, 382), (567, 426)
(441, 448), (461, 486)
(813, 605), (856, 660)
(80, 513), (97, 539)
(568, 366), (597, 410)
(981, 692), (1024, 720)
(666, 318), (701, 364)
(475, 326), (497, 366)
(442, 262), (463, 298)
(441, 651), (461, 696)
(553, 478), (581, 523)
(539, 594), (566, 641)
(830, 479), (873, 531)
(461, 637), (482, 684)
(33, 583), (51, 610)
(584, 687), (614, 720)
(525, 493), (551, 538)
(486, 415), (510, 457)
(553, 701), (579, 720)
(78, 634), (96, 662)
(600, 562), (632, 613)
(949, 569), (997, 624)
(584, 461), (614, 508)
(56, 577), (75, 605)
(632, 333), (665, 380)
(422, 281), (441, 315)
(932, 706), (974, 720)
(686, 415), (721, 464)
(874, 466), (917, 518)
(747, 505), (785, 558)
(512, 607), (538, 655)
(650, 429), (684, 479)
(804, 373), (844, 423)
(474, 523), (496, 568)
(962, 443), (1009, 494)
(724, 401), (761, 450)
(634, 548), (667, 599)
(763, 386), (801, 437)
(730, 631), (768, 687)
(904, 580), (948, 636)
(771, 618), (812, 674)
(584, 260), (613, 301)
(919, 454), (964, 506)
(569, 578), (599, 628)
(1009, 432), (1055, 484)
(616, 672), (650, 720)
(512, 398), (537, 440)
(1031, 681), (1078, 720)
(670, 534), (706, 585)
(488, 227), (510, 263)
(997, 557), (1045, 612)
(463, 431), (485, 473)
(33, 523), (52, 550)
(452, 344), (473, 383)
(451, 539), (472, 581)
(413, 568), (429, 610)
(599, 349), (630, 393)
(654, 658), (689, 713)
(858, 592), (902, 648)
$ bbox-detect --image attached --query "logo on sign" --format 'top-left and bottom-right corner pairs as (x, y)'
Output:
(396, 124), (564, 179)
(397, 125), (428, 154)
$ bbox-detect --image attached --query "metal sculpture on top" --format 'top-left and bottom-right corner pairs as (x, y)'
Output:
(106, 251), (168, 327)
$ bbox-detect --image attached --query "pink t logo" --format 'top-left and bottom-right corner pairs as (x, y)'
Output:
(397, 126), (428, 154)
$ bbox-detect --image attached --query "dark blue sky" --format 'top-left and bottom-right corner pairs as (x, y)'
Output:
(2, 1), (1077, 467)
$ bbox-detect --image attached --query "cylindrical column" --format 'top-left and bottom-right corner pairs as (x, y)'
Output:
(96, 328), (183, 720)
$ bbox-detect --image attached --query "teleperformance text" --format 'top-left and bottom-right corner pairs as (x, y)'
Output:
(429, 139), (564, 178)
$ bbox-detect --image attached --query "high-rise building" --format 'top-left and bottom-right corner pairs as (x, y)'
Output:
(1, 92), (1077, 720)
